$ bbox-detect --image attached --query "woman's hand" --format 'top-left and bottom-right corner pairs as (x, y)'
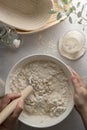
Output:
(0, 94), (24, 130)
(71, 68), (87, 129)
(71, 69), (87, 112)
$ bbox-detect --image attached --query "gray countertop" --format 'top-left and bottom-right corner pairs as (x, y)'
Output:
(0, 0), (87, 129)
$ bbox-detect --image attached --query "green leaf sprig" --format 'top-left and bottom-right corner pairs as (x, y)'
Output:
(49, 0), (87, 29)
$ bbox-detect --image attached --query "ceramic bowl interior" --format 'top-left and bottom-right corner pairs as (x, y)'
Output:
(6, 55), (74, 128)
(0, 0), (52, 31)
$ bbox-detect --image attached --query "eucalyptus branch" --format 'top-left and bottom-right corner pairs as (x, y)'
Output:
(49, 0), (87, 29)
(81, 16), (87, 22)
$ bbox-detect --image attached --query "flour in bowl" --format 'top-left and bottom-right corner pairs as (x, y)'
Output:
(10, 61), (71, 117)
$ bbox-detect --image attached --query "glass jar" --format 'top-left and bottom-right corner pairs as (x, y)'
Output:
(0, 23), (21, 49)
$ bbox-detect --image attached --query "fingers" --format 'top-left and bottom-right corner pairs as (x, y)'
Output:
(6, 93), (21, 101)
(69, 66), (85, 93)
(72, 72), (85, 88)
(71, 76), (80, 93)
(3, 100), (24, 130)
(0, 93), (21, 112)
(11, 100), (24, 120)
(69, 66), (85, 86)
(69, 66), (81, 78)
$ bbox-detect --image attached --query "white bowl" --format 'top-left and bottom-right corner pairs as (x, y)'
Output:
(5, 55), (74, 128)
(0, 0), (52, 31)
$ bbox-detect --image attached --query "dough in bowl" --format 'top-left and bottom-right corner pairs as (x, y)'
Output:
(9, 60), (72, 117)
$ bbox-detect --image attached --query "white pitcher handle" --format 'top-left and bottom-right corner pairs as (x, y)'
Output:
(0, 78), (5, 97)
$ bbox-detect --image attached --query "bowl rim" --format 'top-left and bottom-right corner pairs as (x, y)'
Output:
(5, 54), (74, 128)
